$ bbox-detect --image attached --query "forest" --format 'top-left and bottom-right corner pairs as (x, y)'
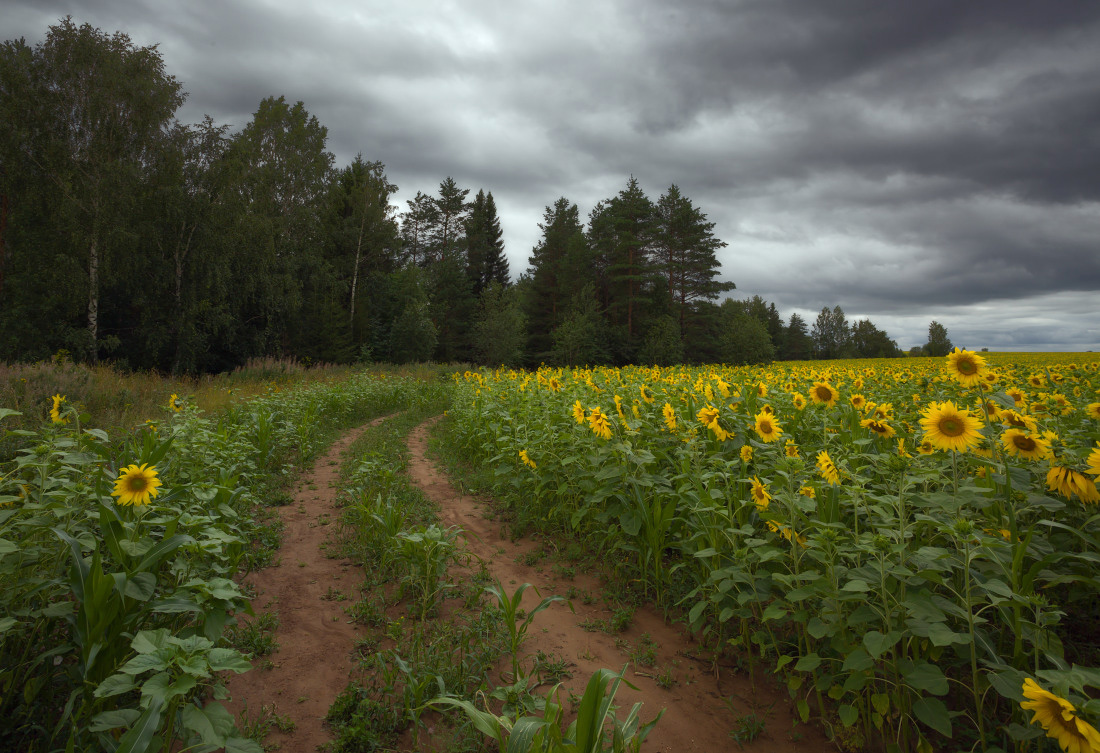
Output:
(0, 19), (906, 374)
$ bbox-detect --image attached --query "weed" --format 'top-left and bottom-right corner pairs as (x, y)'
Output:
(551, 563), (576, 580)
(729, 711), (767, 748)
(609, 605), (635, 633)
(630, 633), (658, 667)
(322, 586), (347, 601)
(532, 650), (573, 683)
(656, 665), (677, 689)
(227, 612), (280, 657)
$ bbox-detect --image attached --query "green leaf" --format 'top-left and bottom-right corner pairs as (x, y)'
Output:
(794, 654), (822, 672)
(207, 648), (253, 673)
(181, 702), (235, 746)
(841, 647), (874, 673)
(863, 630), (901, 660)
(115, 701), (164, 753)
(912, 696), (952, 737)
(904, 662), (949, 696)
(90, 708), (141, 732)
(796, 699), (810, 722)
(132, 629), (171, 655)
(871, 693), (890, 715)
(94, 673), (137, 698)
(224, 738), (265, 753)
(122, 572), (157, 601)
(842, 579), (870, 592)
(838, 703), (859, 727)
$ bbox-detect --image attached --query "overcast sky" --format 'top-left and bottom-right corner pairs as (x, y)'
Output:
(7, 0), (1100, 351)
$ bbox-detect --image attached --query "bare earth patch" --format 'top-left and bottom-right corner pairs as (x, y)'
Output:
(224, 418), (389, 752)
(407, 416), (835, 753)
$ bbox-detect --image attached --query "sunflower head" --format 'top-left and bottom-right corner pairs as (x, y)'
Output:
(1001, 429), (1051, 462)
(945, 348), (988, 386)
(112, 463), (163, 507)
(860, 418), (896, 439)
(572, 400), (586, 424)
(662, 402), (677, 431)
(1046, 466), (1100, 504)
(1021, 678), (1100, 753)
(784, 439), (799, 458)
(810, 382), (839, 408)
(816, 450), (840, 486)
(49, 394), (69, 424)
(750, 476), (770, 511)
(919, 401), (984, 454)
(740, 445), (753, 463)
(791, 393), (807, 410)
(754, 410), (783, 443)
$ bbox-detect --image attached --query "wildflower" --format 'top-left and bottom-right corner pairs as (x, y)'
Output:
(572, 400), (585, 424)
(809, 382), (839, 408)
(1001, 429), (1051, 462)
(754, 410), (783, 443)
(817, 451), (840, 486)
(1005, 387), (1027, 407)
(860, 418), (896, 439)
(1046, 466), (1100, 504)
(872, 403), (894, 421)
(791, 393), (807, 410)
(49, 394), (68, 424)
(715, 378), (731, 399)
(1020, 677), (1100, 753)
(945, 348), (988, 387)
(112, 463), (163, 507)
(766, 520), (807, 548)
(697, 405), (729, 441)
(750, 476), (771, 511)
(920, 401), (984, 453)
(850, 394), (866, 409)
(587, 407), (612, 440)
(519, 449), (537, 469)
(662, 403), (677, 431)
(1028, 374), (1045, 388)
(755, 382), (767, 398)
(784, 439), (799, 459)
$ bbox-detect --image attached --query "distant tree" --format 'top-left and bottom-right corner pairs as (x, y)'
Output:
(924, 321), (953, 357)
(429, 176), (470, 262)
(652, 184), (733, 337)
(550, 283), (611, 365)
(850, 318), (901, 358)
(390, 288), (437, 363)
(598, 177), (655, 340)
(465, 189), (508, 295)
(780, 312), (813, 360)
(525, 197), (591, 360)
(427, 248), (475, 362)
(400, 191), (437, 266)
(471, 282), (525, 366)
(637, 315), (684, 365)
(719, 300), (775, 365)
(812, 305), (851, 359)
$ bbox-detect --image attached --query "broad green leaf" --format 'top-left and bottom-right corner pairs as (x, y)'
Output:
(838, 703), (859, 727)
(904, 662), (949, 696)
(863, 630), (901, 660)
(912, 696), (952, 737)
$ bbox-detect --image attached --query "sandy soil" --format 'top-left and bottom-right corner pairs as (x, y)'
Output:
(224, 418), (387, 753)
(407, 416), (836, 753)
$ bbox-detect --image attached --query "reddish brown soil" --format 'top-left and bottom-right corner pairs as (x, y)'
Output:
(224, 419), (386, 753)
(407, 417), (836, 753)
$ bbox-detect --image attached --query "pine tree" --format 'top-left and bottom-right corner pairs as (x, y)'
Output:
(812, 305), (851, 359)
(653, 184), (733, 338)
(780, 312), (813, 360)
(597, 177), (655, 340)
(399, 191), (437, 267)
(924, 321), (953, 357)
(525, 197), (590, 360)
(430, 176), (470, 262)
(465, 189), (508, 295)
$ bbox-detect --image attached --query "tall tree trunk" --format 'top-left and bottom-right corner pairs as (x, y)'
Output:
(349, 209), (367, 330)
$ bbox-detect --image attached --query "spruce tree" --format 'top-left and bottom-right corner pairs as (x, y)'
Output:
(465, 189), (508, 295)
(526, 197), (590, 360)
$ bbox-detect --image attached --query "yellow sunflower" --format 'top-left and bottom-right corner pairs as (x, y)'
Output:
(945, 348), (988, 387)
(1001, 429), (1051, 462)
(112, 463), (163, 507)
(784, 439), (799, 458)
(1086, 402), (1100, 420)
(1000, 409), (1038, 433)
(849, 394), (866, 409)
(519, 449), (537, 469)
(1085, 444), (1100, 478)
(800, 486), (816, 499)
(917, 439), (936, 455)
(587, 407), (612, 440)
(50, 394), (69, 424)
(750, 476), (771, 511)
(809, 381), (839, 408)
(740, 445), (753, 463)
(816, 451), (840, 486)
(860, 418), (896, 439)
(754, 410), (783, 443)
(639, 385), (654, 404)
(1046, 466), (1100, 504)
(662, 402), (677, 431)
(755, 382), (768, 398)
(572, 400), (586, 424)
(168, 393), (184, 412)
(1005, 387), (1027, 407)
(791, 393), (807, 411)
(1021, 678), (1100, 753)
(920, 401), (984, 453)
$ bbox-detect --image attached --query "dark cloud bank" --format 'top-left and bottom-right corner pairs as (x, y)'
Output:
(6, 0), (1099, 351)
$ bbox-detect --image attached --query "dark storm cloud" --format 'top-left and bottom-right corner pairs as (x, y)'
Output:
(4, 0), (1099, 350)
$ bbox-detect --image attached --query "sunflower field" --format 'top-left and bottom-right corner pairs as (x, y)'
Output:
(445, 351), (1100, 752)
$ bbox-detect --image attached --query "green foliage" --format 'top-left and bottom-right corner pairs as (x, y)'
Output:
(472, 282), (527, 367)
(925, 320), (953, 357)
(637, 316), (685, 366)
(551, 284), (611, 365)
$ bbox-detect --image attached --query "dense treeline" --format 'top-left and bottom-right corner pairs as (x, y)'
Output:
(0, 20), (904, 372)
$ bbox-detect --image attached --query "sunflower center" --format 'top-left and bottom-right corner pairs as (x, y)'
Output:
(1013, 436), (1036, 452)
(939, 418), (964, 436)
(760, 420), (773, 433)
(127, 477), (148, 493)
(958, 359), (976, 375)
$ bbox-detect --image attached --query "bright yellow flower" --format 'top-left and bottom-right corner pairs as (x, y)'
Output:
(791, 393), (807, 410)
(860, 418), (896, 439)
(800, 486), (815, 499)
(662, 403), (677, 431)
(754, 410), (783, 443)
(809, 382), (839, 408)
(920, 401), (984, 453)
(50, 394), (68, 424)
(897, 438), (911, 458)
(740, 445), (753, 463)
(639, 384), (655, 404)
(945, 348), (988, 387)
(1001, 429), (1051, 462)
(755, 382), (767, 398)
(849, 394), (866, 409)
(1000, 408), (1038, 433)
(1087, 445), (1100, 478)
(697, 405), (719, 426)
(1046, 466), (1100, 504)
(169, 393), (183, 412)
(587, 406), (612, 440)
(817, 451), (840, 486)
(1020, 677), (1100, 753)
(750, 476), (770, 511)
(112, 463), (163, 507)
(1086, 402), (1100, 420)
(572, 400), (585, 424)
(784, 440), (799, 458)
(918, 439), (936, 455)
(1006, 387), (1027, 407)
(519, 449), (537, 469)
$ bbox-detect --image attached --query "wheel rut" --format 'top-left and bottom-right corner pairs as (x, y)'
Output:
(406, 416), (835, 753)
